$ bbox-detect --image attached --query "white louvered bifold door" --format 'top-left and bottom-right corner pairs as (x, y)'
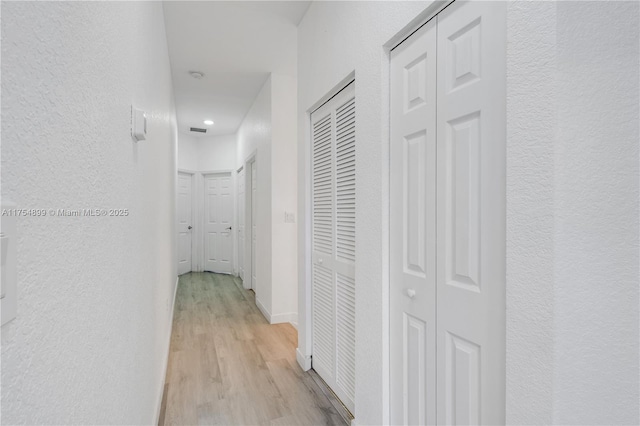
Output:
(311, 81), (356, 414)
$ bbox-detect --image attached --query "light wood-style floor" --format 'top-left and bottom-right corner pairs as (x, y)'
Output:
(159, 272), (348, 426)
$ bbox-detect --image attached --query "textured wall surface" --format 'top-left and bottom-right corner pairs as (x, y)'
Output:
(177, 132), (200, 171)
(505, 2), (557, 423)
(270, 74), (298, 323)
(553, 2), (639, 423)
(237, 78), (273, 316)
(1, 2), (177, 424)
(236, 75), (298, 324)
(198, 134), (237, 172)
(178, 132), (237, 172)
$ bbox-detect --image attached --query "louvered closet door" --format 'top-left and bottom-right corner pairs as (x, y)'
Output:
(311, 81), (356, 414)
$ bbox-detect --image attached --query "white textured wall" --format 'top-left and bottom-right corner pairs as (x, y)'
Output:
(198, 133), (237, 172)
(177, 132), (199, 171)
(297, 3), (431, 424)
(237, 78), (273, 315)
(553, 2), (639, 423)
(236, 75), (298, 325)
(270, 74), (298, 323)
(505, 2), (556, 423)
(1, 2), (177, 424)
(178, 132), (236, 172)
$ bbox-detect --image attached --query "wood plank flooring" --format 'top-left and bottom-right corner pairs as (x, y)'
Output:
(159, 272), (348, 426)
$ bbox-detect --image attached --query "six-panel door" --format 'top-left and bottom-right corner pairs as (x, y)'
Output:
(390, 1), (506, 424)
(203, 173), (233, 274)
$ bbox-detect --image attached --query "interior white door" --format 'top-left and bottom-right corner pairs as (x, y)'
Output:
(238, 167), (245, 281)
(436, 2), (506, 424)
(311, 82), (356, 414)
(390, 18), (437, 426)
(203, 173), (233, 274)
(390, 1), (506, 424)
(177, 172), (194, 276)
(251, 160), (257, 290)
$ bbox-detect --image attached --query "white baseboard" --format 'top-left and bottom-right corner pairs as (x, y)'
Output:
(255, 297), (271, 323)
(270, 311), (298, 326)
(154, 276), (179, 425)
(255, 299), (298, 329)
(296, 348), (312, 371)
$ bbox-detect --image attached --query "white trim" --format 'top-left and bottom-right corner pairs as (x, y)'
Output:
(244, 152), (257, 291)
(271, 311), (298, 326)
(255, 296), (271, 323)
(308, 71), (356, 114)
(296, 348), (312, 371)
(154, 276), (179, 425)
(299, 75), (356, 381)
(383, 0), (454, 50)
(177, 170), (197, 274)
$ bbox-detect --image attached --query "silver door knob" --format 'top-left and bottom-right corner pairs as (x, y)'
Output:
(187, 226), (192, 230)
(406, 288), (416, 299)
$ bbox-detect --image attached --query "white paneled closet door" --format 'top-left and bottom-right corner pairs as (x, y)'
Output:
(390, 1), (506, 424)
(390, 18), (437, 426)
(311, 81), (356, 414)
(436, 2), (506, 424)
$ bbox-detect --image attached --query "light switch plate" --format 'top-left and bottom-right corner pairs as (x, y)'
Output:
(1, 200), (17, 326)
(131, 106), (147, 142)
(284, 212), (296, 223)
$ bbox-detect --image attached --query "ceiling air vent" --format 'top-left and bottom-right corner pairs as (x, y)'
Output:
(190, 127), (207, 133)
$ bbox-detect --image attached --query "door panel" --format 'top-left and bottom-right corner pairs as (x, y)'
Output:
(390, 2), (506, 424)
(177, 172), (193, 275)
(238, 168), (245, 280)
(251, 161), (257, 290)
(204, 173), (233, 274)
(390, 18), (437, 425)
(311, 82), (356, 414)
(436, 2), (506, 424)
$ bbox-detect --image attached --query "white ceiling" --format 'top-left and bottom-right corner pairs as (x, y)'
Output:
(163, 1), (310, 137)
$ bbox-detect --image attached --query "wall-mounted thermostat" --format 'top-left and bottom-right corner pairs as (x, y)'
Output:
(131, 106), (147, 142)
(1, 199), (17, 326)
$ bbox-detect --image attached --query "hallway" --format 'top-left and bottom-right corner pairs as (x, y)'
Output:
(160, 273), (348, 426)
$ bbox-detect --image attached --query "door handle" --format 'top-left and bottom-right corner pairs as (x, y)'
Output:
(405, 288), (416, 299)
(226, 226), (232, 231)
(187, 226), (192, 230)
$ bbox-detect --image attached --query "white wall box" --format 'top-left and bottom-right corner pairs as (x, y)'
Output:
(390, 1), (506, 424)
(310, 81), (356, 414)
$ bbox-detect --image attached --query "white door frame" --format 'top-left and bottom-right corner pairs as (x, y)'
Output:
(236, 165), (245, 280)
(298, 73), (355, 373)
(177, 169), (197, 273)
(200, 170), (235, 274)
(243, 152), (256, 291)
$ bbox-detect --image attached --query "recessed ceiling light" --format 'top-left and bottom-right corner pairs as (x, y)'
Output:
(189, 71), (204, 79)
(204, 120), (214, 126)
